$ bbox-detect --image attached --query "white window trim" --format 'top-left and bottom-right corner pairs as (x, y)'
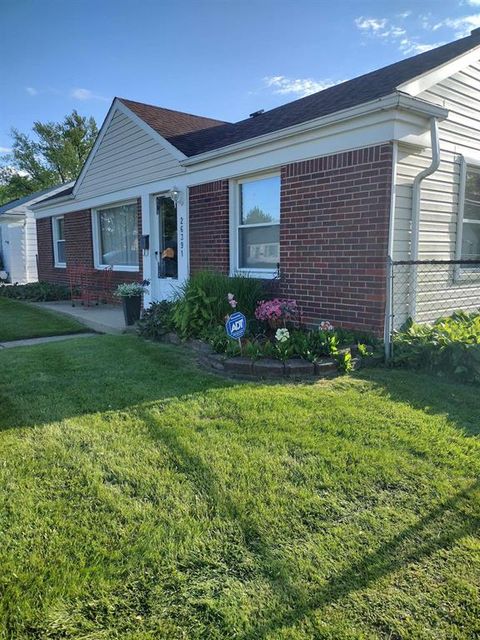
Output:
(455, 156), (480, 280)
(52, 215), (66, 268)
(229, 171), (280, 279)
(92, 199), (140, 272)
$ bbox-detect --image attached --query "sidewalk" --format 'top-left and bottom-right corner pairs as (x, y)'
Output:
(0, 333), (97, 349)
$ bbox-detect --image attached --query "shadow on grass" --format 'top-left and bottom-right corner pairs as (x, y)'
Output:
(0, 336), (234, 430)
(355, 367), (480, 437)
(140, 406), (479, 638)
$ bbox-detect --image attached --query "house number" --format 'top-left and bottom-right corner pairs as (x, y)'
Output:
(179, 216), (184, 258)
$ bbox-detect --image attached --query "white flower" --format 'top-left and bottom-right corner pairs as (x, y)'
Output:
(319, 320), (334, 332)
(227, 293), (235, 301)
(275, 328), (290, 343)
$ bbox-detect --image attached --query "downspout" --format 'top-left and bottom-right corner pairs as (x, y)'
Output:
(384, 140), (398, 360)
(409, 117), (441, 319)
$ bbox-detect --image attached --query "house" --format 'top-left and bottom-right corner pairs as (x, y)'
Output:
(32, 30), (480, 336)
(0, 184), (73, 284)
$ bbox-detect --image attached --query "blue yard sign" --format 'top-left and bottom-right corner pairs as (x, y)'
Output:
(225, 311), (247, 340)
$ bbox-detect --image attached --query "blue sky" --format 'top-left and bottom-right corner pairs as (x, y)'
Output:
(2, 0), (480, 157)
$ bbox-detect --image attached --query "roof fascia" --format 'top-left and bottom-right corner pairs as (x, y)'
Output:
(181, 93), (448, 166)
(396, 43), (480, 96)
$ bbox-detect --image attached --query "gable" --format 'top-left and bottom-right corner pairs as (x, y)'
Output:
(75, 108), (183, 200)
(419, 59), (480, 157)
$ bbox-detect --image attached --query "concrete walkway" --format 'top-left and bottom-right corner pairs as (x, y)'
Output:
(0, 332), (97, 349)
(33, 301), (134, 335)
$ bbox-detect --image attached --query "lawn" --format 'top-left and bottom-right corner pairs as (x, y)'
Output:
(0, 298), (85, 342)
(0, 335), (478, 639)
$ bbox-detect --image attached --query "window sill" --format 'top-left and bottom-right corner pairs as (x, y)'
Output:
(95, 264), (139, 273)
(232, 269), (278, 280)
(54, 263), (66, 269)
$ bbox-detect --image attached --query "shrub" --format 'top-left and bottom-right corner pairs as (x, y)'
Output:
(114, 281), (149, 298)
(137, 301), (175, 340)
(172, 271), (265, 338)
(0, 281), (71, 301)
(393, 311), (480, 383)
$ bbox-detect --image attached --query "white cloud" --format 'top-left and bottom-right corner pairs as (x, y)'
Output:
(466, 0), (480, 6)
(354, 14), (444, 56)
(399, 39), (445, 55)
(25, 87), (38, 96)
(0, 147), (12, 154)
(355, 17), (387, 32)
(263, 75), (345, 97)
(70, 87), (108, 101)
(441, 13), (480, 37)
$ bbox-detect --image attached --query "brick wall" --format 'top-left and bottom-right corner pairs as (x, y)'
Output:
(36, 198), (143, 294)
(189, 180), (229, 274)
(278, 144), (393, 333)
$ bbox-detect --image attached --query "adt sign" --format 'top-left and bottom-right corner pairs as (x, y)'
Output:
(225, 312), (247, 340)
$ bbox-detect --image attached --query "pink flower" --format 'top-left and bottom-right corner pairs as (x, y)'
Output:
(227, 292), (237, 308)
(255, 298), (298, 322)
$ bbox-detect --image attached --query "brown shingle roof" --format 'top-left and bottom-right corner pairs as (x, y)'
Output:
(123, 31), (480, 158)
(117, 98), (228, 144)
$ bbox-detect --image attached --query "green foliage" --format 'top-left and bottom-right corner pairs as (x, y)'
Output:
(137, 301), (175, 340)
(0, 110), (98, 205)
(172, 271), (265, 338)
(336, 350), (354, 373)
(0, 281), (70, 301)
(243, 339), (263, 360)
(394, 311), (480, 383)
(201, 325), (230, 354)
(357, 343), (373, 358)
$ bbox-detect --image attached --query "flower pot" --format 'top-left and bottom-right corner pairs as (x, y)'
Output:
(122, 295), (142, 326)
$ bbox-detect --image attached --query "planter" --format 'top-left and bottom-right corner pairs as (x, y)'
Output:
(122, 295), (142, 326)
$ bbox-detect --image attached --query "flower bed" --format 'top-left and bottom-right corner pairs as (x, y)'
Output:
(138, 272), (382, 379)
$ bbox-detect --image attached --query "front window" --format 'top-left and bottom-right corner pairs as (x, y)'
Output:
(94, 202), (139, 270)
(462, 166), (480, 263)
(52, 216), (66, 267)
(237, 175), (280, 271)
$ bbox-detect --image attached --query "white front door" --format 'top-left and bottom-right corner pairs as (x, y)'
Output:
(151, 194), (187, 301)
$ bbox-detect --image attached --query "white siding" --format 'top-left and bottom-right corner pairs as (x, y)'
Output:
(392, 61), (480, 325)
(75, 109), (183, 199)
(0, 222), (26, 283)
(24, 211), (38, 281)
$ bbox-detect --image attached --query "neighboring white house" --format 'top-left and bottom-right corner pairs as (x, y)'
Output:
(0, 184), (73, 284)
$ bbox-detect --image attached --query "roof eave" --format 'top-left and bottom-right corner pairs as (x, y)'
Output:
(181, 92), (448, 166)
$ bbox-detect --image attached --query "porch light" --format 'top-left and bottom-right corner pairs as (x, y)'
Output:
(168, 186), (184, 206)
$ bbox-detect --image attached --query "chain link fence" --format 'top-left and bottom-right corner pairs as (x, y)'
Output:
(385, 259), (480, 359)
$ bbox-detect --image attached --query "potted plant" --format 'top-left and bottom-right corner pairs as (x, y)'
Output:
(114, 281), (149, 326)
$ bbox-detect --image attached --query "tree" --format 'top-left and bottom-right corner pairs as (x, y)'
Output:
(243, 206), (275, 224)
(0, 110), (98, 205)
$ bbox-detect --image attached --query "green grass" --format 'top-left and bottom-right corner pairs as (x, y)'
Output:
(0, 298), (85, 342)
(0, 335), (479, 639)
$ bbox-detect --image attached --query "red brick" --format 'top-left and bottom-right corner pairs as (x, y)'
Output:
(36, 199), (143, 296)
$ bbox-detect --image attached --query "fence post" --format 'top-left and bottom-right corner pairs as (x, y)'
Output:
(384, 256), (394, 363)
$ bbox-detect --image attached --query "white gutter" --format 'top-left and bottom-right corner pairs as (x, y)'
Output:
(181, 92), (447, 167)
(409, 117), (441, 318)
